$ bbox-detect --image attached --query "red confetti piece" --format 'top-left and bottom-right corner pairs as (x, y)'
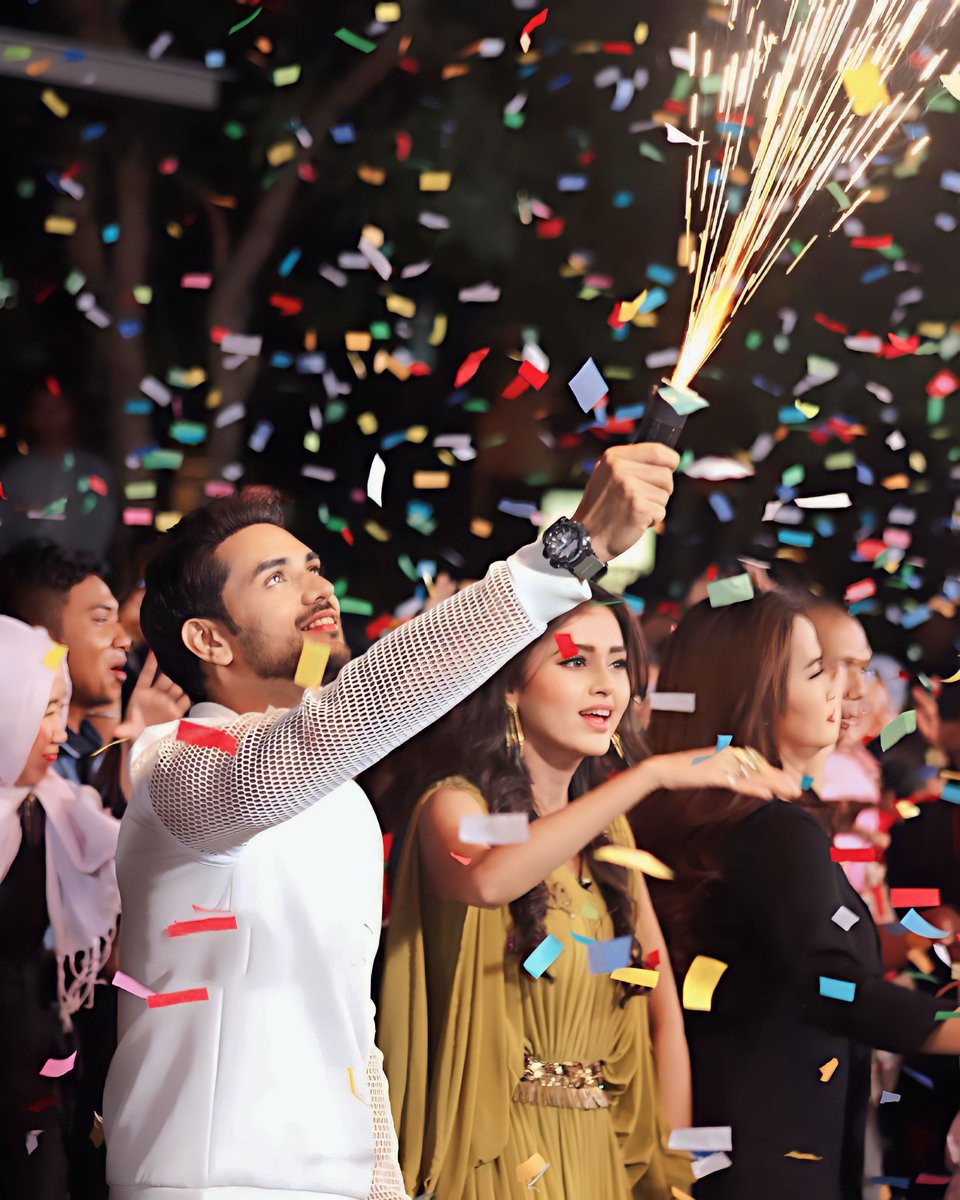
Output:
(830, 847), (880, 863)
(844, 578), (877, 604)
(146, 987), (210, 1009)
(0, 482), (6, 500)
(450, 851), (472, 866)
(501, 376), (530, 400)
(601, 41), (634, 55)
(889, 888), (941, 908)
(519, 7), (548, 53)
(394, 131), (412, 161)
(269, 293), (303, 316)
(86, 474), (108, 496)
(813, 313), (848, 334)
(884, 333), (919, 358)
(554, 632), (580, 659)
(176, 721), (239, 756)
(45, 375), (61, 396)
(518, 361), (549, 390)
(927, 369), (959, 398)
(851, 234), (893, 249)
(535, 217), (564, 239)
(454, 347), (490, 388)
(166, 916), (238, 937)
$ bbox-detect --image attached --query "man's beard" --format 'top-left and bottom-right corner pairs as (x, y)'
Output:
(238, 626), (352, 687)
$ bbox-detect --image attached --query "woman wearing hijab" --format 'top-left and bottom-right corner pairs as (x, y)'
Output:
(0, 616), (121, 1197)
(631, 591), (960, 1200)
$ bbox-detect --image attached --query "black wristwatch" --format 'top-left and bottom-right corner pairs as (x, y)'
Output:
(541, 517), (607, 582)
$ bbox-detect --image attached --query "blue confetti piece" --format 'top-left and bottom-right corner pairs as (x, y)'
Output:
(571, 932), (596, 945)
(248, 420), (274, 453)
(813, 516), (835, 538)
(331, 123), (356, 145)
(870, 1178), (911, 1189)
(778, 407), (808, 424)
(778, 529), (814, 547)
(81, 123), (107, 141)
(819, 976), (856, 1002)
(205, 49), (226, 68)
(123, 400), (152, 415)
(62, 49), (85, 62)
(557, 174), (588, 191)
(942, 781), (960, 804)
(715, 120), (744, 136)
(278, 247), (301, 277)
(587, 936), (633, 975)
(860, 265), (890, 284)
(622, 594), (645, 614)
(901, 605), (931, 630)
(102, 223), (120, 244)
(546, 73), (572, 91)
(708, 492), (735, 523)
(801, 775), (813, 790)
(498, 499), (538, 520)
(900, 908), (952, 939)
(848, 599), (878, 617)
(270, 351), (293, 368)
(523, 934), (564, 978)
(639, 287), (668, 313)
(568, 358), (609, 412)
(900, 1065), (934, 1088)
(381, 431), (407, 451)
(646, 263), (676, 286)
(612, 191), (633, 208)
(614, 402), (646, 422)
(855, 462), (874, 486)
(117, 320), (141, 339)
(753, 376), (783, 396)
(939, 170), (960, 195)
(693, 734), (733, 765)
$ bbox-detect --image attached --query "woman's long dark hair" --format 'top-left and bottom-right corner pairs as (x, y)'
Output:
(632, 589), (835, 973)
(373, 586), (649, 1003)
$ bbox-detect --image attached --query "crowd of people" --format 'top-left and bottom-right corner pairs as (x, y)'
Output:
(1, 439), (958, 1200)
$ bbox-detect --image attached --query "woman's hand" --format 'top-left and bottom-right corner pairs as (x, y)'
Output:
(642, 745), (802, 801)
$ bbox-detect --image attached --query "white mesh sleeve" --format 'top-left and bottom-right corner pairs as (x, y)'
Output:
(366, 1042), (408, 1200)
(149, 549), (582, 854)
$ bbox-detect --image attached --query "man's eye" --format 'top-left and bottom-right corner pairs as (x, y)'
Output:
(266, 572), (284, 586)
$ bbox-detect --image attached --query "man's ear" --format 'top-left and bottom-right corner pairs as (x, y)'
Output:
(181, 618), (234, 668)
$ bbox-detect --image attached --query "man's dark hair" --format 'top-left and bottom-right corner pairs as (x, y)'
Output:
(0, 538), (104, 639)
(140, 492), (285, 701)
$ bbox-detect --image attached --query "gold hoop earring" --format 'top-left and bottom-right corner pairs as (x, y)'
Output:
(610, 732), (631, 765)
(505, 702), (524, 762)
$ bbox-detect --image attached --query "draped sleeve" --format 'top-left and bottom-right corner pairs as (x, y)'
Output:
(378, 777), (526, 1200)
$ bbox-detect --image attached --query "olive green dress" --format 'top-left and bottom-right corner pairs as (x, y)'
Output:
(379, 777), (692, 1200)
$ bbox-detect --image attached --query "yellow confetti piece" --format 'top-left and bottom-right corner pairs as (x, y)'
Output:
(41, 87), (69, 117)
(419, 171), (452, 192)
(515, 1153), (549, 1186)
(346, 351), (367, 379)
(682, 955), (728, 1011)
(386, 294), (416, 318)
(795, 400), (820, 419)
(917, 321), (947, 338)
(133, 285), (153, 304)
(267, 141), (296, 166)
(347, 1067), (368, 1105)
(375, 2), (402, 22)
(906, 946), (935, 975)
(374, 351), (411, 380)
(44, 216), (77, 236)
(363, 521), (391, 542)
(677, 232), (696, 268)
(405, 425), (428, 444)
(361, 224), (385, 248)
(43, 642), (68, 670)
(413, 470), (450, 489)
(908, 450), (926, 474)
(166, 221), (183, 239)
(358, 412), (378, 435)
(895, 800), (920, 820)
(345, 331), (372, 352)
(785, 1151), (824, 1161)
(617, 291), (648, 323)
(671, 1189), (696, 1200)
(842, 62), (890, 117)
(471, 517), (493, 538)
(942, 664), (960, 684)
(155, 512), (182, 533)
(89, 737), (131, 759)
(428, 312), (448, 346)
(819, 1056), (839, 1082)
(593, 844), (675, 880)
(295, 639), (330, 691)
(272, 64), (301, 87)
(358, 165), (386, 186)
(634, 22), (649, 44)
(610, 967), (660, 988)
(206, 388), (223, 409)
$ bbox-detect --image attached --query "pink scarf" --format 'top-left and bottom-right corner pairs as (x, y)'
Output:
(0, 616), (120, 1025)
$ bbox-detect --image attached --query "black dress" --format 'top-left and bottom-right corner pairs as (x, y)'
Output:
(636, 798), (943, 1200)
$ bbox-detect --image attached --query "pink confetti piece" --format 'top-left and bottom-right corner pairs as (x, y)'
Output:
(166, 916), (238, 937)
(113, 971), (155, 1000)
(146, 987), (210, 1009)
(39, 1052), (77, 1078)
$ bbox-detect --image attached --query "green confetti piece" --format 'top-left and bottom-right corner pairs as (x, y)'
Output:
(272, 64), (301, 87)
(605, 366), (634, 381)
(706, 574), (755, 609)
(659, 383), (709, 417)
(133, 285), (152, 304)
(141, 449), (184, 471)
(325, 400), (347, 423)
(670, 75), (694, 102)
(824, 451), (855, 471)
(124, 481), (157, 501)
(700, 73), (722, 95)
(339, 597), (374, 617)
(3, 46), (32, 61)
(304, 431), (320, 452)
(880, 710), (917, 752)
(169, 421), (208, 446)
(224, 120), (246, 140)
(927, 396), (945, 425)
(81, 494), (98, 516)
(782, 464), (805, 488)
(935, 1011), (960, 1020)
(745, 330), (763, 350)
(877, 243), (904, 261)
(639, 142), (665, 163)
(463, 398), (490, 413)
(927, 91), (958, 114)
(335, 28), (377, 53)
(64, 270), (86, 295)
(16, 178), (35, 199)
(370, 321), (391, 340)
(397, 555), (419, 582)
(826, 181), (851, 210)
(228, 6), (262, 35)
(503, 112), (525, 130)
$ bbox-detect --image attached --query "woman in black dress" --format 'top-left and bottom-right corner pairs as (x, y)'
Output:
(631, 590), (960, 1200)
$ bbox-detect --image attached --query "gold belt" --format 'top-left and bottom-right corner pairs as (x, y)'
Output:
(511, 1053), (608, 1109)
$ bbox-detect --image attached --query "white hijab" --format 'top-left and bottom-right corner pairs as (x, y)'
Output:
(0, 615), (120, 1024)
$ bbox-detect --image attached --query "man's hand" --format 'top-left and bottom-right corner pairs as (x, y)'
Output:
(573, 443), (679, 563)
(114, 651), (190, 742)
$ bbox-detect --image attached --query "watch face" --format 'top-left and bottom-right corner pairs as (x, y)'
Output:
(545, 520), (583, 563)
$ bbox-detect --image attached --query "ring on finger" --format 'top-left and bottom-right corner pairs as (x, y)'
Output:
(725, 772), (737, 788)
(731, 747), (758, 774)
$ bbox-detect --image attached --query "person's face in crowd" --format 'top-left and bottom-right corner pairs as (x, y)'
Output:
(118, 582), (146, 650)
(775, 616), (841, 768)
(195, 524), (349, 700)
(16, 669), (69, 787)
(507, 604), (633, 768)
(61, 575), (132, 716)
(808, 608), (873, 746)
(24, 387), (75, 452)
